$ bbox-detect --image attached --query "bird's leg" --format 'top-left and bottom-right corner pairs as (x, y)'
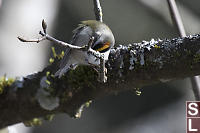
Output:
(99, 56), (107, 83)
(88, 61), (107, 83)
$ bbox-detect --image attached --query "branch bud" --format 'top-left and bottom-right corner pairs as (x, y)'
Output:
(42, 19), (47, 34)
(17, 36), (27, 42)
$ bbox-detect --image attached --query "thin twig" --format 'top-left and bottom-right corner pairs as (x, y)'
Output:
(17, 36), (46, 43)
(191, 76), (200, 101)
(93, 0), (103, 22)
(93, 0), (107, 82)
(167, 0), (200, 100)
(167, 0), (186, 37)
(39, 31), (86, 50)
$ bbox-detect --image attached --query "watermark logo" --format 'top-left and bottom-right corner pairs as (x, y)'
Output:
(186, 101), (200, 133)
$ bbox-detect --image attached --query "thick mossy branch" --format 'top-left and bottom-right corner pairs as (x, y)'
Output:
(1, 34), (200, 128)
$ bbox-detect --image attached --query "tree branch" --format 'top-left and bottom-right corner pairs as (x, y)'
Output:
(93, 0), (103, 22)
(1, 34), (200, 128)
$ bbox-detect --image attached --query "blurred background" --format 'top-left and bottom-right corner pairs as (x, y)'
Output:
(0, 0), (199, 133)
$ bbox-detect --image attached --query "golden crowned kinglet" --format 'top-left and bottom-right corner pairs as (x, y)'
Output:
(55, 20), (115, 77)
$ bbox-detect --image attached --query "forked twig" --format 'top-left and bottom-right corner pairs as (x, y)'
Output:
(18, 19), (107, 82)
(18, 20), (86, 50)
(17, 36), (46, 43)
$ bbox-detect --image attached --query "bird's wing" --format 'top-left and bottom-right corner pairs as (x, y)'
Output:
(55, 23), (92, 77)
(59, 24), (88, 69)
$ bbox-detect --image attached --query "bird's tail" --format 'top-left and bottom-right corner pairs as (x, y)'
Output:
(54, 66), (71, 78)
(55, 63), (78, 78)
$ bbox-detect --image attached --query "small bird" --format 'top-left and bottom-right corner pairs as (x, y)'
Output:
(55, 20), (115, 78)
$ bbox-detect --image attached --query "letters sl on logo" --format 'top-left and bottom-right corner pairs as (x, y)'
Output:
(186, 101), (200, 133)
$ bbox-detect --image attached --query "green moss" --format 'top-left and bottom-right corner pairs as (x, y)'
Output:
(49, 58), (54, 64)
(0, 76), (15, 94)
(44, 114), (55, 121)
(190, 65), (193, 69)
(45, 80), (51, 85)
(154, 44), (160, 49)
(135, 89), (142, 96)
(175, 52), (181, 57)
(48, 47), (65, 67)
(66, 66), (98, 89)
(60, 91), (71, 103)
(132, 88), (142, 96)
(23, 118), (42, 127)
(44, 86), (55, 94)
(46, 71), (50, 77)
(51, 47), (57, 58)
(193, 54), (200, 63)
(187, 50), (191, 55)
(58, 51), (65, 59)
(51, 47), (65, 60)
(85, 100), (92, 107)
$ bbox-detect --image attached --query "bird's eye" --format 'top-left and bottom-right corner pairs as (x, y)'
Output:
(92, 42), (111, 53)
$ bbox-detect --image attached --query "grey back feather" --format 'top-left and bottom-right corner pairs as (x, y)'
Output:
(55, 23), (92, 77)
